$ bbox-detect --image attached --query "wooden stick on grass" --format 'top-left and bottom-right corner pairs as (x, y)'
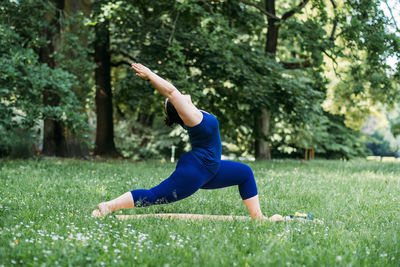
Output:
(115, 213), (252, 221)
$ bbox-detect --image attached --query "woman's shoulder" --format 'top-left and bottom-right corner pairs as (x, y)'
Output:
(200, 110), (219, 126)
(200, 110), (213, 116)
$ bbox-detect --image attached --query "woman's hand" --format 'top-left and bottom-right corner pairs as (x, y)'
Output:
(131, 63), (152, 80)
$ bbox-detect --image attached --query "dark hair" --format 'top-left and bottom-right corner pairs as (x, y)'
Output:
(165, 99), (184, 127)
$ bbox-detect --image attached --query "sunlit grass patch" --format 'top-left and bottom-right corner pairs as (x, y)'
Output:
(0, 158), (399, 266)
(367, 156), (400, 162)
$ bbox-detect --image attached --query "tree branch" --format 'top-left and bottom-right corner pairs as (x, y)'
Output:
(168, 12), (180, 45)
(322, 50), (337, 65)
(116, 104), (125, 119)
(330, 18), (338, 41)
(281, 0), (310, 21)
(329, 0), (338, 40)
(384, 0), (399, 32)
(238, 0), (281, 21)
(111, 60), (131, 67)
(110, 49), (139, 63)
(199, 0), (215, 15)
(119, 50), (138, 62)
(281, 60), (311, 69)
(322, 49), (340, 76)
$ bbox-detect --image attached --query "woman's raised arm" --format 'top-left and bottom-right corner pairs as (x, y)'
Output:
(131, 63), (202, 127)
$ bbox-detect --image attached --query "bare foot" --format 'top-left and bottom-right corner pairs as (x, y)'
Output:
(91, 209), (102, 217)
(92, 202), (112, 218)
(269, 214), (284, 222)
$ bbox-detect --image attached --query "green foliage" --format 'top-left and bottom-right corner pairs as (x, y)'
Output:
(0, 0), (93, 156)
(366, 132), (393, 156)
(54, 11), (95, 107)
(326, 0), (400, 128)
(314, 113), (367, 159)
(1, 0), (399, 159)
(0, 126), (38, 158)
(114, 119), (183, 160)
(364, 105), (400, 156)
(392, 123), (400, 138)
(108, 0), (334, 158)
(272, 112), (366, 159)
(0, 25), (86, 134)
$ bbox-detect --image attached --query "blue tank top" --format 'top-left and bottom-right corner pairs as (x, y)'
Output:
(184, 111), (222, 174)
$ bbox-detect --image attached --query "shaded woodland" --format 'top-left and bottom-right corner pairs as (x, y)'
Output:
(1, 0), (399, 159)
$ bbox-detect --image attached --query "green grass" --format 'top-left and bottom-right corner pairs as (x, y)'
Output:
(0, 158), (399, 266)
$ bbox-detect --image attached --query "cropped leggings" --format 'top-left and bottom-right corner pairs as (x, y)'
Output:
(131, 152), (258, 207)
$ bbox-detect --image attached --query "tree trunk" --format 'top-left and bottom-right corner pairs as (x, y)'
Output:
(94, 19), (119, 157)
(40, 0), (68, 157)
(65, 0), (91, 16)
(265, 0), (280, 55)
(254, 0), (280, 160)
(58, 0), (92, 158)
(254, 109), (271, 159)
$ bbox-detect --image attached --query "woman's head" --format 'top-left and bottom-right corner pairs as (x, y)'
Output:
(164, 98), (184, 127)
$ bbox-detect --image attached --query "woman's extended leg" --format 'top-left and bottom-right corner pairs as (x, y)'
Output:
(93, 153), (211, 217)
(92, 192), (134, 217)
(201, 161), (264, 219)
(243, 195), (263, 219)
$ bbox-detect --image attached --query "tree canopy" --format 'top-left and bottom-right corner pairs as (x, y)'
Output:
(1, 0), (399, 159)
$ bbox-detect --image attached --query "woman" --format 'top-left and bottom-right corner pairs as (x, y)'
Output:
(92, 63), (282, 221)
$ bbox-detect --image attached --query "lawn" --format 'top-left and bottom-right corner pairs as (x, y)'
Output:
(0, 158), (399, 266)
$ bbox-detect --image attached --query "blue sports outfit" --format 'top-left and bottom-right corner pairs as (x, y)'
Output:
(130, 111), (258, 207)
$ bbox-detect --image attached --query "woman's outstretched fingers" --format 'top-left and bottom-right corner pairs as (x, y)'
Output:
(131, 63), (151, 79)
(131, 63), (139, 72)
(131, 63), (140, 72)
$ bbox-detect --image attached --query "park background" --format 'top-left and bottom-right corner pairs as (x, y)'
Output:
(1, 0), (399, 161)
(1, 0), (400, 266)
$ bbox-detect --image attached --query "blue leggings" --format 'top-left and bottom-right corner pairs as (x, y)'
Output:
(131, 152), (258, 207)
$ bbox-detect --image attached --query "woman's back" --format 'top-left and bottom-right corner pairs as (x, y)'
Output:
(185, 111), (221, 174)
